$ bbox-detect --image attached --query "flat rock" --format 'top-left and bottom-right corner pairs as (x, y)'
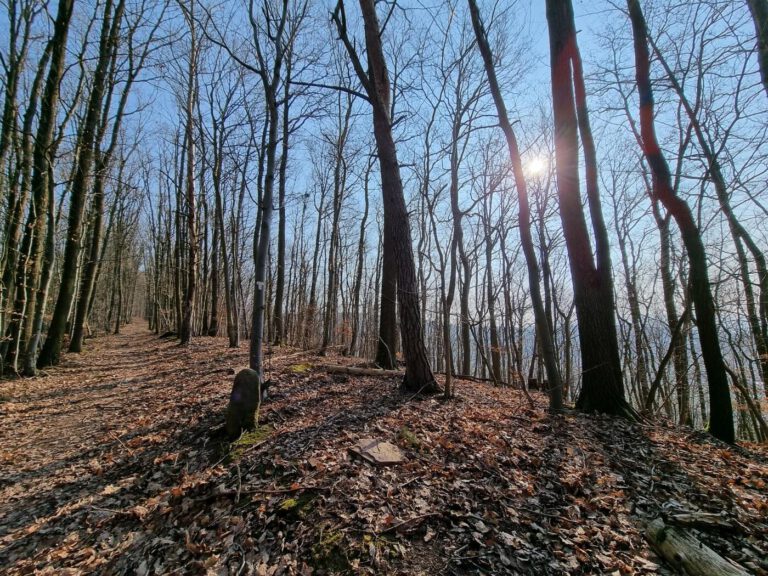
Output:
(349, 438), (405, 466)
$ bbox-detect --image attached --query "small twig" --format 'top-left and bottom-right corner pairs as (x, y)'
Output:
(517, 506), (579, 524)
(109, 432), (135, 456)
(88, 505), (130, 516)
(235, 543), (247, 576)
(378, 512), (441, 535)
(235, 463), (242, 504)
(396, 474), (423, 491)
(198, 484), (327, 502)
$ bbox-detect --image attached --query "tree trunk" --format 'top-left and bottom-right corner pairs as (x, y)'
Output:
(321, 94), (352, 353)
(627, 0), (734, 442)
(747, 0), (768, 99)
(179, 1), (197, 346)
(272, 55), (291, 346)
(6, 0), (74, 372)
(336, 0), (437, 392)
(349, 158), (371, 357)
(39, 0), (124, 367)
(546, 0), (627, 415)
(1, 40), (51, 359)
(374, 215), (398, 368)
(248, 0), (293, 383)
(469, 0), (563, 410)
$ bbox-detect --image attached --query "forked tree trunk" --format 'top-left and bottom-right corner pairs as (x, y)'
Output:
(545, 0), (627, 415)
(248, 0), (294, 383)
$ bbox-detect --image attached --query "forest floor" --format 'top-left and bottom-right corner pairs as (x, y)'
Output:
(0, 323), (767, 575)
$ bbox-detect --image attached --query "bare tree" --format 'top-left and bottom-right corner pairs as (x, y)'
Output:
(626, 0), (734, 442)
(469, 0), (563, 411)
(8, 0), (74, 374)
(333, 0), (437, 392)
(546, 0), (628, 415)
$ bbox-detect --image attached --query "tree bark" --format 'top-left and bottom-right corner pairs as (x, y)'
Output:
(349, 157), (371, 357)
(374, 215), (398, 368)
(272, 54), (292, 346)
(39, 0), (124, 367)
(747, 0), (768, 99)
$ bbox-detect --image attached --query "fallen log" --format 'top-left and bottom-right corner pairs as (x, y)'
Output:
(668, 512), (738, 532)
(272, 344), (345, 361)
(645, 518), (750, 576)
(319, 364), (404, 377)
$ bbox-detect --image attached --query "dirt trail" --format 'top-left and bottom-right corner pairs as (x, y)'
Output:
(0, 323), (240, 573)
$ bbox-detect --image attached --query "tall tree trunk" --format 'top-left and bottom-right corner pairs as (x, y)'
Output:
(248, 0), (294, 383)
(546, 0), (626, 415)
(374, 216), (398, 368)
(208, 197), (219, 336)
(272, 55), (292, 346)
(7, 0), (74, 372)
(627, 0), (734, 442)
(652, 203), (692, 425)
(212, 133), (237, 346)
(304, 178), (326, 348)
(321, 94), (352, 353)
(250, 98), (278, 375)
(70, 12), (151, 352)
(1, 39), (51, 363)
(469, 0), (563, 408)
(335, 0), (437, 391)
(349, 158), (371, 357)
(39, 0), (124, 367)
(173, 134), (183, 334)
(23, 172), (56, 374)
(179, 1), (197, 345)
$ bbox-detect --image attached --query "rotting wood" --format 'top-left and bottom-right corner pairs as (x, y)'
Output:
(645, 518), (750, 576)
(668, 512), (739, 532)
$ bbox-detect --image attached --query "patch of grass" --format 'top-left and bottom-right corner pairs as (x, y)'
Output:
(311, 529), (351, 573)
(279, 491), (316, 520)
(398, 426), (421, 449)
(289, 363), (312, 373)
(229, 425), (272, 462)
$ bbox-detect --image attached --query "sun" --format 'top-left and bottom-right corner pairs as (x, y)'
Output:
(524, 156), (548, 177)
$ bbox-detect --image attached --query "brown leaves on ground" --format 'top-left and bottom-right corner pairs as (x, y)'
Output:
(0, 324), (766, 575)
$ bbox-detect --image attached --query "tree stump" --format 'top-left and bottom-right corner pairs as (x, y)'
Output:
(225, 368), (262, 439)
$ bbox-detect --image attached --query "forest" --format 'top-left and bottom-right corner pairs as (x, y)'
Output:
(1, 0), (767, 574)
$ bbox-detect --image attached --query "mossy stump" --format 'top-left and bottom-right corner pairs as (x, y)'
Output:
(225, 368), (263, 439)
